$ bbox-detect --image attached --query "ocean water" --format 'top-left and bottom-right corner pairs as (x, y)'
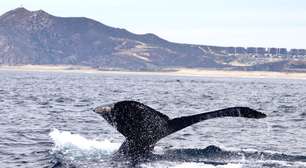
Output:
(0, 70), (306, 168)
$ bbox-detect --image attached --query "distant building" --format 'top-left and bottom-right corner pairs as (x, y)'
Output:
(298, 49), (306, 55)
(256, 47), (266, 55)
(268, 48), (278, 55)
(227, 47), (235, 54)
(235, 47), (246, 54)
(247, 47), (256, 54)
(279, 48), (287, 55)
(290, 49), (299, 55)
(225, 46), (305, 57)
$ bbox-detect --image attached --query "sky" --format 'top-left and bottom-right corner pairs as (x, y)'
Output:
(0, 0), (306, 49)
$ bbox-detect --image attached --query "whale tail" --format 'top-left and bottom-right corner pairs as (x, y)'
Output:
(168, 106), (266, 134)
(94, 101), (266, 155)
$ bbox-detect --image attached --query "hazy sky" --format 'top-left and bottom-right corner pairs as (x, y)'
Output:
(1, 0), (305, 48)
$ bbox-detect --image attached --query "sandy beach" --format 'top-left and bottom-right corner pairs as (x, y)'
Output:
(174, 68), (306, 79)
(1, 65), (306, 79)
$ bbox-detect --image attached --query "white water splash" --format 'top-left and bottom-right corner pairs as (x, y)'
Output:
(49, 128), (120, 155)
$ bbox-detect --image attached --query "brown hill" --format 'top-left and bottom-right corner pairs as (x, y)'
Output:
(0, 8), (221, 70)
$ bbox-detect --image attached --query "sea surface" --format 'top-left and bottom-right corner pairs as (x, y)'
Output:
(0, 70), (306, 168)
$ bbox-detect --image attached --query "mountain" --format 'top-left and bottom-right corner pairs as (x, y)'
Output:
(0, 8), (306, 71)
(0, 7), (222, 70)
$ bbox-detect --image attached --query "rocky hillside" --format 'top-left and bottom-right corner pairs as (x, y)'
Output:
(0, 8), (305, 71)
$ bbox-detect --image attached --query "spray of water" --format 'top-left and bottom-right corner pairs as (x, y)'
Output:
(49, 128), (120, 155)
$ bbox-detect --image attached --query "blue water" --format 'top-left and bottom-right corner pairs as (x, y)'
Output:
(0, 70), (306, 168)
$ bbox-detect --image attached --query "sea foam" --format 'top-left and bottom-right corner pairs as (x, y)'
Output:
(49, 128), (120, 155)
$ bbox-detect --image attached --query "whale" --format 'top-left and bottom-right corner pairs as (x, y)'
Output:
(94, 101), (266, 157)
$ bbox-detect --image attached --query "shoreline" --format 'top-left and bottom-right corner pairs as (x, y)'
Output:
(1, 65), (306, 79)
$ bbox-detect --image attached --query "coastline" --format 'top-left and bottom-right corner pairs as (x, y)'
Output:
(1, 65), (306, 79)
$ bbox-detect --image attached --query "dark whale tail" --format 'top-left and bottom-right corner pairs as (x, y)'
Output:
(94, 101), (266, 156)
(168, 106), (266, 134)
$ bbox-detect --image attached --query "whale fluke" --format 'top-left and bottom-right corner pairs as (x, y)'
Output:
(94, 101), (266, 156)
(168, 106), (266, 134)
